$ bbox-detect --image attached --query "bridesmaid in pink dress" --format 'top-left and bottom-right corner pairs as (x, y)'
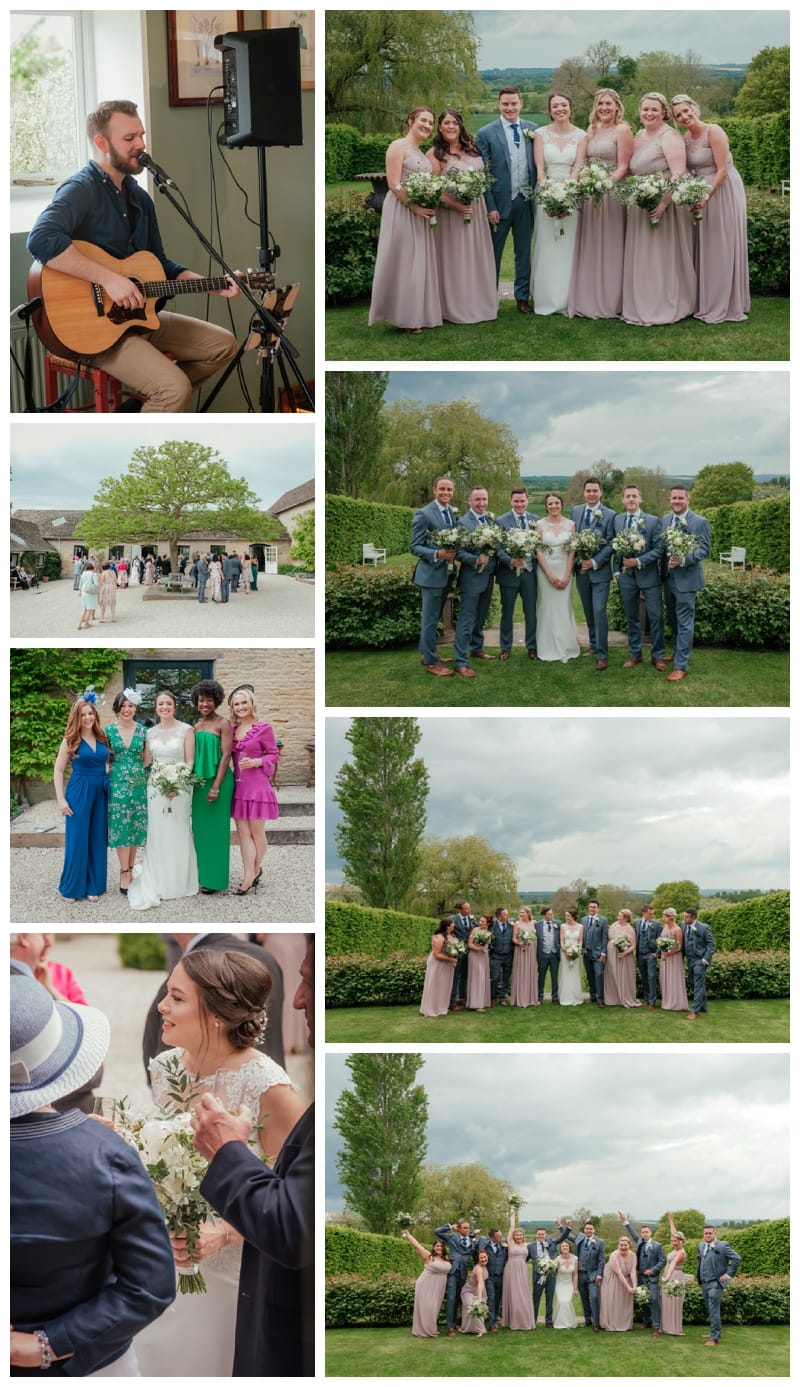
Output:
(228, 685), (279, 895)
(402, 1230), (451, 1337)
(660, 1214), (688, 1335)
(671, 95), (750, 323)
(510, 906), (539, 1006)
(568, 88), (633, 318)
(427, 109), (497, 324)
(368, 106), (443, 333)
(466, 915), (491, 1011)
(460, 1252), (488, 1335)
(605, 910), (641, 1007)
(420, 919), (459, 1017)
(658, 908), (689, 1011)
(622, 92), (696, 325)
(502, 1209), (535, 1330)
(600, 1236), (638, 1330)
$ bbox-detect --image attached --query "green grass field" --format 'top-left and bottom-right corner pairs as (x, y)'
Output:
(325, 1323), (789, 1377)
(324, 997), (789, 1044)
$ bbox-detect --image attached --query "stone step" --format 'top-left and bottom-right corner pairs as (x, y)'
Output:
(12, 818), (314, 849)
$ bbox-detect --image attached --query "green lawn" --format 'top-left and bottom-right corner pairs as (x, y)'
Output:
(325, 1323), (789, 1377)
(325, 998), (789, 1044)
(325, 643), (789, 708)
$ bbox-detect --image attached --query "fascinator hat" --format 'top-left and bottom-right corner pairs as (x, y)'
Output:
(227, 684), (255, 706)
(10, 975), (110, 1119)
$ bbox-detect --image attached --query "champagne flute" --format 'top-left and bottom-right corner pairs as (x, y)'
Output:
(91, 1095), (117, 1125)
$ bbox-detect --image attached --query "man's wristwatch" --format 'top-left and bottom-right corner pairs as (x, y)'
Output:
(34, 1330), (54, 1369)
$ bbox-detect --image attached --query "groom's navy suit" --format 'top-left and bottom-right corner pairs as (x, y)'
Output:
(477, 1236), (508, 1328)
(682, 918), (716, 1014)
(581, 913), (608, 1003)
(476, 116), (538, 302)
(635, 915), (662, 1007)
(535, 916), (561, 1002)
(496, 508), (539, 654)
(661, 508), (712, 671)
(574, 1231), (605, 1328)
(435, 1225), (479, 1330)
(450, 911), (474, 1007)
(489, 915), (514, 1004)
(528, 1226), (570, 1325)
(454, 510), (497, 667)
(570, 502), (615, 661)
(623, 1219), (666, 1330)
(612, 510), (665, 661)
(411, 498), (458, 668)
(696, 1236), (741, 1342)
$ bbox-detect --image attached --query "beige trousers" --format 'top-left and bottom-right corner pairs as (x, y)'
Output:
(88, 311), (238, 412)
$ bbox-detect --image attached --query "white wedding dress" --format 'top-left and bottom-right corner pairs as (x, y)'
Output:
(536, 520), (580, 662)
(134, 1049), (296, 1376)
(558, 924), (584, 1006)
(532, 128), (584, 314)
(128, 722), (199, 910)
(553, 1254), (579, 1328)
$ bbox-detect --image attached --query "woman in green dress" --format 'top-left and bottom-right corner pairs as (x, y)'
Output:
(107, 689), (148, 894)
(190, 679), (234, 893)
(250, 554), (258, 591)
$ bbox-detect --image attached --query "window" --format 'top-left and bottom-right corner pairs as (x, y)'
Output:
(11, 12), (86, 185)
(122, 659), (214, 725)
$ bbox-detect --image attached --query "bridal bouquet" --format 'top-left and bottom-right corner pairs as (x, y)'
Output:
(472, 927), (492, 947)
(399, 170), (447, 228)
(612, 524), (646, 559)
(634, 1285), (650, 1306)
(537, 1254), (559, 1278)
(149, 761), (201, 813)
(444, 938), (466, 958)
(662, 524), (698, 560)
(670, 172), (710, 220)
(395, 1212), (414, 1229)
(576, 159), (615, 207)
(535, 177), (582, 234)
(612, 934), (630, 953)
(501, 526), (543, 574)
(442, 166), (489, 223)
(457, 521), (504, 555)
(657, 933), (681, 954)
(569, 528), (604, 559)
(426, 526), (461, 574)
(517, 927), (537, 946)
(563, 941), (582, 960)
(663, 1279), (687, 1297)
(615, 172), (671, 227)
(468, 1299), (489, 1320)
(508, 1193), (524, 1209)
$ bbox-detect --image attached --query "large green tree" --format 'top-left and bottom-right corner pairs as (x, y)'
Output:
(410, 834), (519, 918)
(735, 45), (790, 115)
(653, 1208), (708, 1242)
(415, 1162), (518, 1237)
(690, 461), (755, 510)
(326, 10), (480, 133)
(74, 442), (278, 571)
(650, 879), (701, 915)
(334, 1054), (428, 1233)
(379, 398), (522, 512)
(290, 509), (315, 571)
(11, 649), (123, 794)
(325, 372), (388, 497)
(334, 718), (429, 909)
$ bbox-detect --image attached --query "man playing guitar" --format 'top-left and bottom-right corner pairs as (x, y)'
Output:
(27, 99), (241, 412)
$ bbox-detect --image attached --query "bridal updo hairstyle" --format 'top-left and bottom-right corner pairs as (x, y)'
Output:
(181, 948), (271, 1051)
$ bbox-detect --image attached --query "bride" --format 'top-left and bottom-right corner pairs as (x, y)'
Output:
(128, 690), (199, 909)
(559, 908), (585, 1006)
(134, 948), (305, 1376)
(535, 494), (580, 662)
(553, 1240), (579, 1328)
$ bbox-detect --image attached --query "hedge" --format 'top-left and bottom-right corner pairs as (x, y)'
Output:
(325, 494), (414, 566)
(326, 564), (422, 648)
(325, 1272), (789, 1328)
(325, 195), (381, 304)
(325, 124), (399, 182)
(744, 190), (790, 296)
(704, 950), (789, 1000)
(326, 1225), (419, 1278)
(606, 566), (789, 650)
(718, 111), (789, 190)
(701, 891), (789, 951)
(703, 495), (789, 572)
(326, 901), (435, 958)
(727, 1218), (789, 1276)
(117, 934), (166, 970)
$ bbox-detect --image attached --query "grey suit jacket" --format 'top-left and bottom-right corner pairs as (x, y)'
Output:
(661, 509), (711, 592)
(582, 914), (608, 960)
(612, 512), (663, 587)
(411, 499), (459, 589)
(574, 1231), (605, 1278)
(457, 511), (497, 594)
(623, 1220), (666, 1279)
(683, 919), (715, 964)
(570, 503), (615, 578)
(478, 1236), (509, 1274)
(435, 1225), (479, 1274)
(696, 1238), (742, 1283)
(476, 117), (538, 220)
(635, 917), (662, 957)
(496, 509), (540, 586)
(535, 917), (561, 963)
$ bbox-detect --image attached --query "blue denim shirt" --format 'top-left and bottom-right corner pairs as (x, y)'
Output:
(27, 161), (186, 281)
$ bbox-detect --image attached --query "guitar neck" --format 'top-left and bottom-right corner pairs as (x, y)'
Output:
(140, 275), (244, 298)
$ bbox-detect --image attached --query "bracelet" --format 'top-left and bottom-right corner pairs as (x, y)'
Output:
(34, 1330), (53, 1369)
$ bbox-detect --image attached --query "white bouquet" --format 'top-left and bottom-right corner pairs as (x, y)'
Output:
(444, 938), (466, 958)
(662, 523), (698, 560)
(612, 521), (646, 560)
(396, 1211), (414, 1229)
(634, 1284), (650, 1306)
(457, 522), (504, 556)
(576, 159), (616, 207)
(670, 172), (710, 220)
(468, 1299), (489, 1320)
(517, 927), (537, 946)
(612, 934), (630, 953)
(425, 526), (461, 575)
(537, 1254), (559, 1278)
(149, 761), (201, 813)
(569, 528), (604, 559)
(472, 927), (492, 947)
(501, 526), (543, 575)
(399, 170), (447, 228)
(536, 176), (583, 233)
(663, 1278), (686, 1297)
(657, 932), (681, 954)
(563, 941), (582, 960)
(615, 172), (671, 227)
(442, 165), (489, 223)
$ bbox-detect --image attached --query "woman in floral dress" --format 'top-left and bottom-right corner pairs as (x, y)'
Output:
(107, 689), (148, 895)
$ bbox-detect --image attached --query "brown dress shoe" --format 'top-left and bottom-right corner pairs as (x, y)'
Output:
(516, 299), (532, 314)
(499, 649), (511, 661)
(596, 659), (608, 671)
(667, 668), (688, 681)
(455, 665), (476, 677)
(447, 1328), (456, 1337)
(623, 656), (643, 667)
(687, 1012), (698, 1019)
(427, 663), (454, 677)
(528, 649), (538, 660)
(651, 658), (667, 671)
(472, 651), (495, 661)
(420, 655), (452, 665)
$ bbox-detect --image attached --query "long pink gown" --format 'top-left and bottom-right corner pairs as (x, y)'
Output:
(411, 1257), (450, 1336)
(369, 151), (443, 329)
(599, 1250), (637, 1330)
(622, 128), (696, 325)
(466, 947), (490, 1010)
(685, 126), (750, 323)
(659, 934), (689, 1010)
(568, 130), (627, 318)
(659, 1254), (687, 1335)
(420, 941), (454, 1017)
(502, 1242), (534, 1329)
(460, 1269), (487, 1334)
(434, 151), (497, 323)
(510, 937), (538, 1006)
(604, 925), (640, 1007)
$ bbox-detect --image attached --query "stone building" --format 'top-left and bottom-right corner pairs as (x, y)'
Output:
(268, 477), (314, 539)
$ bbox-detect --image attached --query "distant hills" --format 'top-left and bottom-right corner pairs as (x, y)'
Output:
(519, 473), (785, 486)
(480, 65), (748, 82)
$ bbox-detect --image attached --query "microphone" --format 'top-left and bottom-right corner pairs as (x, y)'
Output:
(136, 151), (177, 188)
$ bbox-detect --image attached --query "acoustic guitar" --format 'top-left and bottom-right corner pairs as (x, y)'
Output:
(27, 240), (274, 358)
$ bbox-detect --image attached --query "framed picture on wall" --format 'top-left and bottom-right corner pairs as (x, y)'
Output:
(166, 10), (244, 106)
(264, 11), (314, 88)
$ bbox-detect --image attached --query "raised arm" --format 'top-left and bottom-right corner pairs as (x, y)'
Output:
(402, 1229), (434, 1264)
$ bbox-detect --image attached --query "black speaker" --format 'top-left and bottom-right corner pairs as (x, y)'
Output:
(216, 28), (303, 148)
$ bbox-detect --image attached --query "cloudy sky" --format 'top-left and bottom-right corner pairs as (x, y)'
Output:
(10, 419), (314, 509)
(326, 716), (789, 891)
(326, 1051), (789, 1218)
(472, 9), (789, 68)
(383, 371), (789, 479)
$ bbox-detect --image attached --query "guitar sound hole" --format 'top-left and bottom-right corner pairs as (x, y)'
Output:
(107, 305), (147, 326)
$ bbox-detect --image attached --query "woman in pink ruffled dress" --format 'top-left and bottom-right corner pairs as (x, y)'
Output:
(228, 684), (279, 896)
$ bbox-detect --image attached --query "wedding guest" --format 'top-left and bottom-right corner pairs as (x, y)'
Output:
(142, 554), (155, 585)
(671, 95), (750, 322)
(659, 909), (689, 1011)
(569, 88), (632, 318)
(532, 92), (584, 315)
(582, 900), (608, 1006)
(410, 475), (458, 678)
(53, 694), (109, 903)
(558, 907), (584, 1006)
(477, 1229), (508, 1331)
(229, 684), (280, 895)
(476, 86), (539, 312)
(403, 1231), (451, 1337)
(460, 1249), (489, 1335)
(661, 484), (712, 682)
(605, 909), (640, 1007)
(613, 484), (666, 671)
(510, 906), (538, 1007)
(427, 109), (497, 323)
(529, 1223), (571, 1327)
(489, 907), (514, 1006)
(369, 106), (442, 333)
(466, 915), (491, 1012)
(420, 919), (459, 1017)
(77, 560), (99, 630)
(635, 904), (661, 1010)
(496, 485), (540, 661)
(697, 1224), (741, 1346)
(72, 553), (84, 589)
(574, 1222), (605, 1329)
(621, 1213), (665, 1335)
(97, 562), (117, 622)
(250, 554), (259, 591)
(660, 1213), (688, 1336)
(622, 92), (696, 325)
(12, 933), (87, 1006)
(251, 933), (309, 1054)
(107, 688), (147, 896)
(570, 476), (616, 670)
(454, 485), (497, 678)
(503, 1210), (535, 1330)
(435, 1219), (479, 1336)
(196, 554), (210, 603)
(190, 679), (234, 894)
(116, 557), (129, 587)
(600, 1235), (638, 1331)
(449, 899), (473, 1010)
(683, 909), (716, 1019)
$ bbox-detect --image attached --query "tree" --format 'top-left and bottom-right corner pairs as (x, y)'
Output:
(380, 398), (522, 511)
(410, 833), (519, 918)
(11, 648), (123, 797)
(290, 509), (315, 571)
(326, 10), (481, 133)
(593, 883), (641, 918)
(74, 442), (278, 572)
(650, 879), (701, 915)
(551, 878), (593, 918)
(735, 45), (790, 115)
(334, 1054), (428, 1233)
(616, 55), (638, 92)
(325, 372), (388, 497)
(415, 1162), (518, 1237)
(690, 461), (755, 510)
(634, 49), (706, 105)
(620, 464), (674, 517)
(653, 1208), (708, 1243)
(334, 718), (429, 908)
(565, 461), (625, 508)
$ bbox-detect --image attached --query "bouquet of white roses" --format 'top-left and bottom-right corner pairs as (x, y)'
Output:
(615, 172), (671, 227)
(576, 159), (616, 207)
(444, 938), (466, 958)
(634, 1285), (650, 1306)
(663, 1278), (686, 1297)
(468, 1299), (489, 1320)
(472, 927), (492, 947)
(537, 1254), (559, 1278)
(517, 927), (537, 946)
(563, 941), (582, 960)
(395, 1211), (414, 1229)
(426, 526), (461, 574)
(501, 526), (543, 575)
(535, 177), (582, 233)
(399, 170), (447, 227)
(662, 524), (698, 560)
(612, 523), (646, 560)
(508, 1193), (524, 1209)
(149, 761), (201, 813)
(612, 934), (630, 953)
(457, 521), (504, 555)
(657, 932), (681, 954)
(443, 165), (489, 223)
(670, 173), (709, 220)
(569, 528), (604, 559)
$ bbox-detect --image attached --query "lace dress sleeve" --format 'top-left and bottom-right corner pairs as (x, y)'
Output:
(148, 1048), (182, 1109)
(237, 1054), (296, 1138)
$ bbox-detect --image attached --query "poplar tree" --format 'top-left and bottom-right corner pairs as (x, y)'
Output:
(334, 1054), (428, 1233)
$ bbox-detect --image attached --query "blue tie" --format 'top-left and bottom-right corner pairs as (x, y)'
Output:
(512, 122), (521, 147)
(626, 514), (633, 529)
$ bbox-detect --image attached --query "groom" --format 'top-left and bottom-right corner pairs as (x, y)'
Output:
(581, 901), (608, 1006)
(435, 1219), (480, 1335)
(574, 1222), (605, 1329)
(571, 477), (615, 671)
(476, 87), (538, 313)
(621, 1213), (666, 1334)
(496, 485), (539, 661)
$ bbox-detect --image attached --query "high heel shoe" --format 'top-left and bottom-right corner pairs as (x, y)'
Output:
(119, 867), (132, 896)
(254, 867), (263, 884)
(234, 876), (260, 896)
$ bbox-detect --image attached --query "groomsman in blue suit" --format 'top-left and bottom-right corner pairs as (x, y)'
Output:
(574, 1222), (605, 1329)
(435, 1219), (480, 1336)
(682, 908), (716, 1019)
(454, 486), (497, 678)
(449, 901), (474, 1011)
(477, 1228), (508, 1331)
(489, 908), (514, 1005)
(571, 477), (616, 671)
(536, 908), (561, 1003)
(661, 484), (712, 682)
(528, 1222), (571, 1326)
(581, 901), (608, 1006)
(496, 486), (539, 661)
(635, 904), (661, 1010)
(696, 1224), (741, 1345)
(410, 476), (458, 678)
(621, 1213), (666, 1334)
(613, 484), (666, 670)
(476, 87), (538, 313)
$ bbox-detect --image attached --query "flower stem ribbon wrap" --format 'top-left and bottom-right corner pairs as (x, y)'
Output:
(614, 172), (672, 228)
(399, 170), (447, 228)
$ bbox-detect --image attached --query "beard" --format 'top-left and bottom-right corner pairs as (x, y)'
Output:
(105, 139), (142, 176)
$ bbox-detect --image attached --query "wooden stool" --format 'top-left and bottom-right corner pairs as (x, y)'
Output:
(44, 354), (125, 412)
